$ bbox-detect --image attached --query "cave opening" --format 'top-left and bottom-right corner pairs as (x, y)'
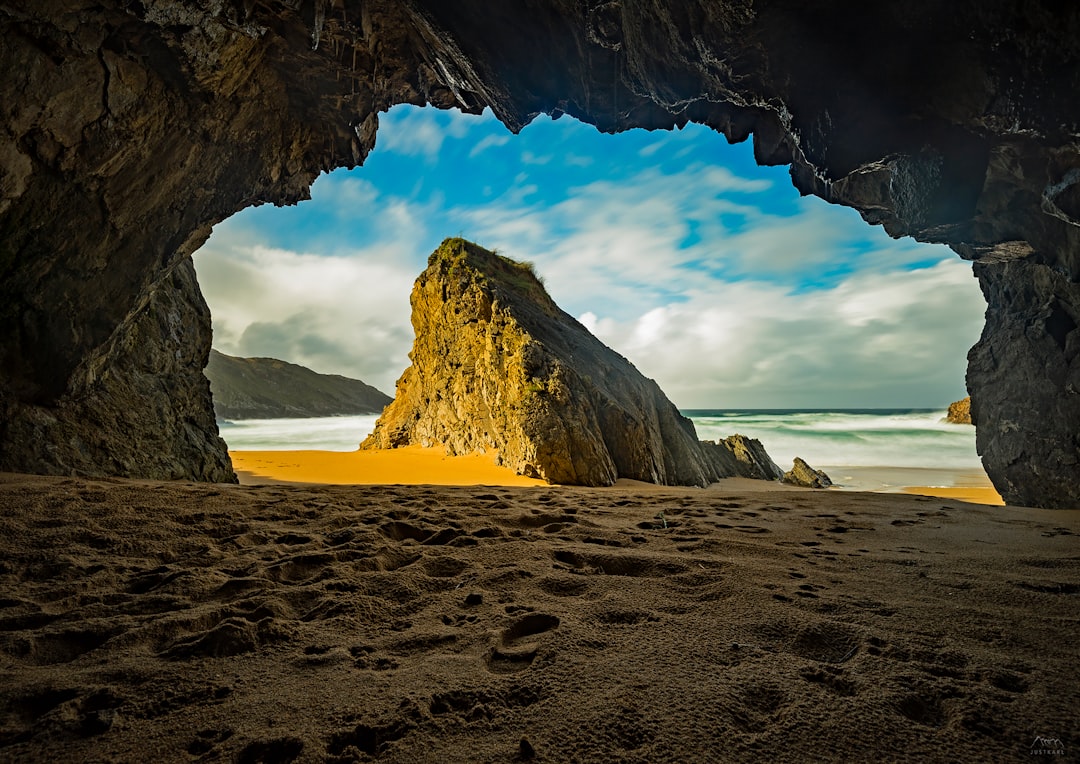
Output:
(193, 103), (987, 475)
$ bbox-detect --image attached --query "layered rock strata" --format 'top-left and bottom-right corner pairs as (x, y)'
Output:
(0, 2), (1077, 504)
(782, 458), (833, 490)
(362, 239), (778, 487)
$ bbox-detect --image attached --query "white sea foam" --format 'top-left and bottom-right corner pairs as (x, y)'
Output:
(217, 409), (982, 475)
(687, 409), (981, 471)
(217, 415), (380, 451)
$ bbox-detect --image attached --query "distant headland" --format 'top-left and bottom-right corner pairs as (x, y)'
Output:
(206, 349), (391, 420)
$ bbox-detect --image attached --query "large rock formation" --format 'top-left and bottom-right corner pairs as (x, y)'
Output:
(0, 2), (1077, 504)
(206, 350), (391, 420)
(0, 259), (234, 482)
(362, 238), (780, 487)
(968, 261), (1080, 507)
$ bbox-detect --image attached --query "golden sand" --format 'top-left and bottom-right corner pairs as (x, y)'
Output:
(230, 445), (546, 487)
(232, 448), (1006, 505)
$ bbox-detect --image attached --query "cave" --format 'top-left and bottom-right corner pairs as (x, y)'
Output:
(1, 1), (1077, 507)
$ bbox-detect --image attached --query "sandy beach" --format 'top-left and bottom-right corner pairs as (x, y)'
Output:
(231, 446), (546, 488)
(1, 468), (1075, 762)
(231, 448), (1005, 506)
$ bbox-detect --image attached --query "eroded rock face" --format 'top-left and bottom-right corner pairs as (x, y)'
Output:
(362, 239), (777, 487)
(720, 435), (784, 482)
(0, 2), (1077, 503)
(967, 260), (1080, 508)
(782, 458), (833, 490)
(0, 260), (233, 481)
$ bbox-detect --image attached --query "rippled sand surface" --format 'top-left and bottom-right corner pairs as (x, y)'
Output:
(0, 473), (1075, 761)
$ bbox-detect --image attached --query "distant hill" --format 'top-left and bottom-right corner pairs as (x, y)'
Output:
(206, 350), (392, 420)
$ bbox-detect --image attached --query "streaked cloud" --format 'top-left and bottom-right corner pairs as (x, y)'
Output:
(577, 259), (984, 408)
(195, 243), (416, 394)
(469, 133), (510, 157)
(194, 104), (985, 409)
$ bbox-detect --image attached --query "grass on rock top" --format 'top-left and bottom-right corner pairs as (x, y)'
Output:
(430, 237), (552, 306)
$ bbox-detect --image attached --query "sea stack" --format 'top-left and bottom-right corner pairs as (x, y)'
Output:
(362, 238), (781, 487)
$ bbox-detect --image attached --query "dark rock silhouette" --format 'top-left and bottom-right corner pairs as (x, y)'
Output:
(362, 239), (780, 487)
(0, 260), (234, 482)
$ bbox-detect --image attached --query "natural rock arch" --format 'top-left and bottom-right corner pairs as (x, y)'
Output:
(1, 1), (1077, 506)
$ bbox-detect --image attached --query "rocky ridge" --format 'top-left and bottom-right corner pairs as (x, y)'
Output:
(362, 239), (781, 487)
(206, 350), (391, 420)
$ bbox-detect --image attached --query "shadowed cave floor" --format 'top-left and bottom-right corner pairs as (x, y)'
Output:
(0, 474), (1077, 762)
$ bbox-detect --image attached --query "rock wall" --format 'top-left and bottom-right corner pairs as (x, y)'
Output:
(967, 260), (1080, 508)
(362, 239), (780, 487)
(0, 259), (233, 481)
(0, 1), (1077, 503)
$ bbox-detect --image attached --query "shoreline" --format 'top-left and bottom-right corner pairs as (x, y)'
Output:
(821, 465), (1004, 506)
(230, 448), (1005, 506)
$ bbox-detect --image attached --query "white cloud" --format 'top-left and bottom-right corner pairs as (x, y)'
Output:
(194, 105), (987, 411)
(469, 133), (510, 157)
(373, 105), (476, 162)
(194, 244), (417, 395)
(521, 150), (552, 165)
(451, 158), (984, 407)
(576, 259), (984, 408)
(698, 166), (773, 194)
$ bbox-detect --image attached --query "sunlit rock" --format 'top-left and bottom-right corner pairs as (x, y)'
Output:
(362, 238), (778, 487)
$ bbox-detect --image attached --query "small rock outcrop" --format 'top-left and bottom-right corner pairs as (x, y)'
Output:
(720, 435), (785, 481)
(945, 397), (973, 425)
(782, 458), (834, 489)
(362, 239), (780, 487)
(206, 350), (391, 420)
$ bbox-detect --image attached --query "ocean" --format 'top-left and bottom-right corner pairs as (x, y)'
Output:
(218, 408), (983, 492)
(684, 409), (980, 470)
(218, 414), (382, 452)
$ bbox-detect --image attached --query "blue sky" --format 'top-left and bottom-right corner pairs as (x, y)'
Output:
(194, 104), (986, 408)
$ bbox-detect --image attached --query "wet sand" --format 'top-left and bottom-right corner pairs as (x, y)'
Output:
(824, 466), (1004, 506)
(0, 471), (1076, 762)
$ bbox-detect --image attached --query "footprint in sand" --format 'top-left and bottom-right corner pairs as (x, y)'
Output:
(484, 613), (560, 673)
